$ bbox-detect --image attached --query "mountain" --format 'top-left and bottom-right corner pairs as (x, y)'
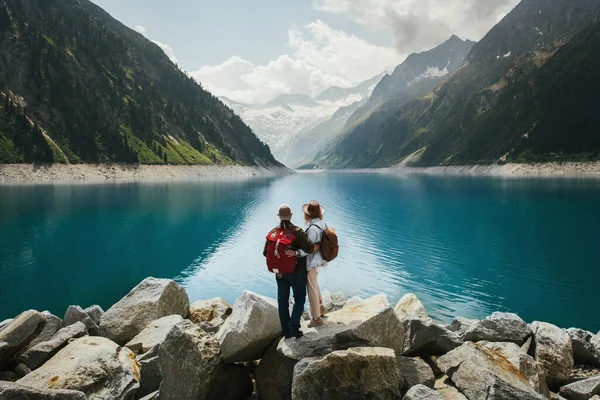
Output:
(0, 0), (280, 167)
(222, 75), (382, 167)
(307, 0), (600, 169)
(303, 35), (474, 168)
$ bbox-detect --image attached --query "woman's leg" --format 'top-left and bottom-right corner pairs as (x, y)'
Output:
(307, 268), (321, 320)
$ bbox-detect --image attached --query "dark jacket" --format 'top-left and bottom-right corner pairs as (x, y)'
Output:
(263, 222), (315, 272)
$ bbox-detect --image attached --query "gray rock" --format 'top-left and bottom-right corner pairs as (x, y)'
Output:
(27, 312), (62, 348)
(138, 390), (160, 400)
(255, 340), (298, 400)
(17, 321), (88, 370)
(292, 347), (403, 400)
(451, 312), (532, 345)
(400, 317), (463, 356)
(17, 336), (140, 400)
(0, 371), (19, 382)
(100, 277), (190, 345)
(211, 363), (253, 400)
(434, 375), (468, 400)
(531, 321), (574, 388)
(159, 320), (222, 400)
(0, 310), (46, 367)
(395, 293), (429, 319)
(216, 291), (280, 363)
(436, 342), (546, 400)
(404, 384), (443, 400)
(137, 344), (162, 398)
(189, 297), (232, 332)
(0, 381), (87, 399)
(0, 318), (14, 332)
(15, 363), (31, 377)
(567, 328), (600, 367)
(325, 293), (404, 354)
(397, 356), (435, 391)
(478, 341), (550, 397)
(83, 305), (105, 326)
(321, 291), (348, 313)
(125, 314), (183, 354)
(559, 376), (600, 400)
(63, 305), (99, 335)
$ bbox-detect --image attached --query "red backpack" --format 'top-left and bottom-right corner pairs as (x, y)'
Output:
(265, 226), (298, 274)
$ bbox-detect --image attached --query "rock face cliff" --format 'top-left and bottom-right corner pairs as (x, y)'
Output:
(0, 0), (280, 167)
(308, 0), (600, 169)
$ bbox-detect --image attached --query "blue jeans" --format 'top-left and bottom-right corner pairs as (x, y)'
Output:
(276, 269), (307, 333)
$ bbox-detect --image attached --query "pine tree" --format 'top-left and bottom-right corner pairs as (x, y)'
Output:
(163, 153), (168, 164)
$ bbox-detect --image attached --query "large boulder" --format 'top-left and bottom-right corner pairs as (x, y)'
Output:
(436, 342), (546, 400)
(325, 293), (404, 354)
(291, 347), (403, 400)
(189, 297), (232, 333)
(0, 310), (46, 367)
(216, 291), (280, 363)
(530, 322), (574, 388)
(0, 371), (19, 382)
(17, 321), (88, 370)
(395, 293), (429, 319)
(17, 336), (140, 400)
(404, 384), (443, 400)
(159, 320), (222, 400)
(137, 344), (162, 398)
(0, 381), (86, 399)
(450, 312), (532, 345)
(63, 305), (99, 335)
(27, 312), (62, 348)
(125, 314), (183, 354)
(397, 356), (435, 391)
(211, 363), (254, 400)
(321, 291), (348, 313)
(478, 341), (550, 397)
(99, 277), (190, 345)
(558, 376), (600, 400)
(567, 328), (600, 367)
(400, 317), (463, 356)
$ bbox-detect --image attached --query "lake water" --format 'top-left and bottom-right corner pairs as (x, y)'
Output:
(1, 172), (599, 332)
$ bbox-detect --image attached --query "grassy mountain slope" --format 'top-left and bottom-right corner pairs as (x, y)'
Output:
(0, 0), (280, 166)
(309, 0), (600, 168)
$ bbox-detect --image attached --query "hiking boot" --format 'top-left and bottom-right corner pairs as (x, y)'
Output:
(320, 304), (327, 316)
(285, 331), (304, 339)
(308, 317), (324, 328)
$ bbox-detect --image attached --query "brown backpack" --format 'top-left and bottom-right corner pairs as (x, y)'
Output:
(310, 224), (339, 262)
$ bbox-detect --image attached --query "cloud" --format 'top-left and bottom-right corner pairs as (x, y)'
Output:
(134, 25), (147, 35)
(312, 0), (519, 54)
(152, 40), (178, 64)
(191, 21), (401, 104)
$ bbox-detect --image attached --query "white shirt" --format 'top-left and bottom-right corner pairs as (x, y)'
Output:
(299, 218), (328, 271)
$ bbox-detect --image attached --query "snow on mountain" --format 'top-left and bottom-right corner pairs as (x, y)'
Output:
(221, 74), (383, 167)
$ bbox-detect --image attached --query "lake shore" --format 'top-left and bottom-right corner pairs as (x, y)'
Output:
(0, 163), (292, 183)
(389, 161), (600, 178)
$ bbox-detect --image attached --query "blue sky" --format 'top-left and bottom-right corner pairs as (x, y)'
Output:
(91, 0), (519, 104)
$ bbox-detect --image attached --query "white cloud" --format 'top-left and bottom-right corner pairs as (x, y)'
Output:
(152, 40), (178, 64)
(134, 25), (147, 35)
(312, 0), (519, 54)
(191, 21), (401, 104)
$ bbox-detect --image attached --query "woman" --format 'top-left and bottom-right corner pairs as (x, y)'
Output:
(300, 200), (328, 327)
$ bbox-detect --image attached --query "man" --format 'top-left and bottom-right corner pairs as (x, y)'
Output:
(264, 204), (317, 338)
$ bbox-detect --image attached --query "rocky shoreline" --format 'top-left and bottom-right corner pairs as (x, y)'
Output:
(390, 161), (600, 178)
(1, 278), (599, 400)
(0, 164), (293, 183)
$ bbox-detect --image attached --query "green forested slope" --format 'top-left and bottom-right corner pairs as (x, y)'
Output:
(0, 0), (280, 166)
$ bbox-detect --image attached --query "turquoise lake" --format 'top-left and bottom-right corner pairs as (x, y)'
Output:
(1, 172), (599, 331)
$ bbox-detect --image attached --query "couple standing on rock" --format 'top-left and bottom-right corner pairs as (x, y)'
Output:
(263, 201), (334, 338)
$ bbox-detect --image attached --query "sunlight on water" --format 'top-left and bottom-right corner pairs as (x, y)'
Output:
(1, 173), (600, 331)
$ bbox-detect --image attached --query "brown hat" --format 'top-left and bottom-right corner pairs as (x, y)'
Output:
(278, 204), (292, 221)
(302, 200), (324, 218)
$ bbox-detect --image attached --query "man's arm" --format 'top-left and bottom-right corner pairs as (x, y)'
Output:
(263, 240), (268, 257)
(293, 228), (315, 255)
